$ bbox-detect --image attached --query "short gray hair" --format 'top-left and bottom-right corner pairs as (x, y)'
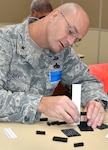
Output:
(30, 0), (53, 13)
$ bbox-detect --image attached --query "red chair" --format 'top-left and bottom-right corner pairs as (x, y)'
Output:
(88, 64), (108, 94)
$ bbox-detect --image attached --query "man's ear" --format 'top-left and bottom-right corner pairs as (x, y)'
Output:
(32, 10), (38, 17)
(49, 9), (60, 22)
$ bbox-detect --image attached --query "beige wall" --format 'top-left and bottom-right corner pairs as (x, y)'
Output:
(0, 0), (31, 23)
(52, 0), (108, 30)
(73, 29), (108, 64)
(0, 0), (108, 64)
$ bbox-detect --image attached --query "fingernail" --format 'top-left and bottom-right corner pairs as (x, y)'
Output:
(87, 121), (91, 126)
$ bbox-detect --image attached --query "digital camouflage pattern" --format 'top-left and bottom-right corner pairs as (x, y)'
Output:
(0, 18), (108, 123)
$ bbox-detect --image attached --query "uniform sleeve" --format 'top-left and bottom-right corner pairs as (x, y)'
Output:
(0, 31), (42, 123)
(61, 47), (108, 108)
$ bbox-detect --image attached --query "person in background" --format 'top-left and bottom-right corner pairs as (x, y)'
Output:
(23, 0), (53, 21)
(0, 3), (108, 128)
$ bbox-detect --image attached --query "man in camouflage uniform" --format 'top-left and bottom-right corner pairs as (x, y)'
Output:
(0, 3), (108, 128)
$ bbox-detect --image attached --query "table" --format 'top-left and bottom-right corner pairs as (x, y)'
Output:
(0, 110), (108, 150)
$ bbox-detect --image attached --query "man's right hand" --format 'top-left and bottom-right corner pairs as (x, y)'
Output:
(37, 95), (80, 124)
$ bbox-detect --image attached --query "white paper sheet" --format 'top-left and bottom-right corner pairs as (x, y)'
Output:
(72, 84), (81, 124)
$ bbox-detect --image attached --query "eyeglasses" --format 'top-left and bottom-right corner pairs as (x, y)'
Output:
(60, 12), (81, 46)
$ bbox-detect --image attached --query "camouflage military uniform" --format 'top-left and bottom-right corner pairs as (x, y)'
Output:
(0, 18), (108, 123)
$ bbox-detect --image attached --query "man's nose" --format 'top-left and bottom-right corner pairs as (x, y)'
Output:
(67, 36), (76, 46)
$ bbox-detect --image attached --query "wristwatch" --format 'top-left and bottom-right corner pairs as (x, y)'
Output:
(94, 99), (108, 109)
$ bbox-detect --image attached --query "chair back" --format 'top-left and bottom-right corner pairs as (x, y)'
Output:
(89, 64), (108, 94)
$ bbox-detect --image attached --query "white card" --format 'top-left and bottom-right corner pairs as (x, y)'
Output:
(72, 84), (81, 124)
(3, 128), (17, 139)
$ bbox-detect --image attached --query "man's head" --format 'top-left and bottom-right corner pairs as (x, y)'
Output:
(30, 3), (90, 53)
(30, 0), (53, 19)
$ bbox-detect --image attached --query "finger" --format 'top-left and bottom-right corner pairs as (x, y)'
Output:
(86, 102), (95, 120)
(56, 107), (75, 124)
(91, 110), (105, 128)
(97, 113), (105, 126)
(68, 102), (80, 116)
(87, 103), (105, 128)
(65, 109), (79, 124)
(66, 101), (80, 123)
(56, 101), (79, 124)
(87, 101), (101, 125)
(97, 109), (105, 126)
(62, 106), (79, 124)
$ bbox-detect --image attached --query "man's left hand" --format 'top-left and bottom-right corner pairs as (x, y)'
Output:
(84, 100), (105, 129)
